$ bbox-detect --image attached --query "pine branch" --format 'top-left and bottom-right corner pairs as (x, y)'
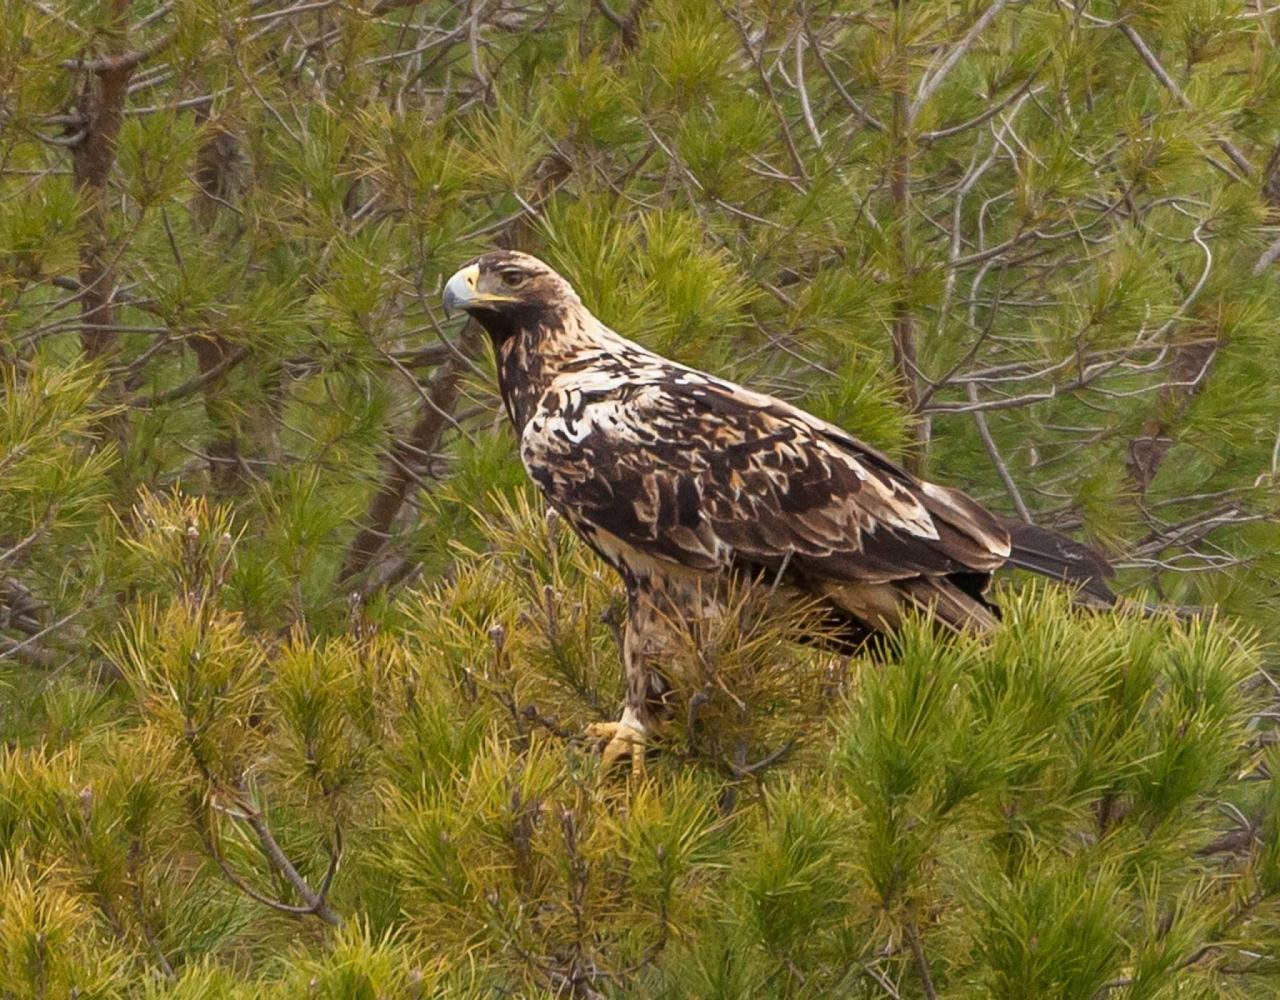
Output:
(1118, 23), (1253, 178)
(593, 0), (650, 51)
(134, 345), (251, 408)
(336, 351), (468, 593)
(910, 0), (1019, 120)
(204, 788), (343, 926)
(904, 919), (939, 1000)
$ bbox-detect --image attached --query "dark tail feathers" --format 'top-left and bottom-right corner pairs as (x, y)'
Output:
(996, 517), (1202, 620)
(996, 516), (1118, 607)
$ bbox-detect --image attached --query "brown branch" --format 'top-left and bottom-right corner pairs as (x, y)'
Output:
(336, 351), (468, 593)
(206, 832), (337, 920)
(1252, 143), (1280, 274)
(0, 600), (91, 669)
(0, 633), (58, 669)
(371, 0), (429, 13)
(72, 0), (137, 367)
(593, 0), (627, 30)
(1090, 890), (1267, 998)
(904, 919), (939, 1000)
(0, 511), (56, 568)
(725, 737), (797, 777)
(595, 0), (650, 51)
(0, 579), (46, 635)
(242, 809), (342, 926)
(190, 338), (253, 492)
(61, 29), (175, 74)
(202, 791), (343, 926)
(67, 2), (173, 456)
(1197, 822), (1258, 857)
(392, 342), (458, 368)
(1125, 336), (1221, 496)
(134, 344), (251, 408)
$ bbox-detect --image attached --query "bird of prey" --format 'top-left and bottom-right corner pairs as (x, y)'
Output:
(443, 250), (1115, 772)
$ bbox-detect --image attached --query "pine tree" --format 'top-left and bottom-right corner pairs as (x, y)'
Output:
(3, 0), (1280, 995)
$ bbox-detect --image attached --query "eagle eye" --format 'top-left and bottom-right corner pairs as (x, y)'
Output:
(498, 269), (525, 289)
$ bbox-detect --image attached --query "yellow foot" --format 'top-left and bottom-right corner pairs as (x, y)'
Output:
(584, 720), (646, 778)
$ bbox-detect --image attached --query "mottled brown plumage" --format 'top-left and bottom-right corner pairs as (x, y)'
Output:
(443, 251), (1114, 768)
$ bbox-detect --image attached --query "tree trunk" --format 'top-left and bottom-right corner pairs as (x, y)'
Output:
(73, 0), (135, 365)
(70, 0), (139, 459)
(889, 1), (926, 474)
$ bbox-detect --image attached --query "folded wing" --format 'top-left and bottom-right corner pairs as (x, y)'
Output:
(521, 369), (1014, 634)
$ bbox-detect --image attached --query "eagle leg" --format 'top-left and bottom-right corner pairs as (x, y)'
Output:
(584, 577), (684, 777)
(585, 715), (646, 778)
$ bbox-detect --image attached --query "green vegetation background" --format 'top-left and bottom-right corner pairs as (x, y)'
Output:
(4, 0), (1280, 996)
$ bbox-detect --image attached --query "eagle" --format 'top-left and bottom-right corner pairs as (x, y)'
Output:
(443, 250), (1115, 772)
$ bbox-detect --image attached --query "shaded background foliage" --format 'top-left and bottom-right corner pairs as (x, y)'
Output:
(3, 0), (1280, 995)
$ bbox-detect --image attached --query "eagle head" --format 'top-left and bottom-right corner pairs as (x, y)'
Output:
(442, 251), (580, 343)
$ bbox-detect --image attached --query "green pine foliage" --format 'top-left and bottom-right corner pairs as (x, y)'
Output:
(5, 0), (1280, 994)
(7, 493), (1278, 996)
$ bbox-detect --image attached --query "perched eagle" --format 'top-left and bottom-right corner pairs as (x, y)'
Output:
(443, 251), (1114, 771)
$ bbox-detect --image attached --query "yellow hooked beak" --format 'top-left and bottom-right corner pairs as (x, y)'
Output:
(442, 263), (516, 316)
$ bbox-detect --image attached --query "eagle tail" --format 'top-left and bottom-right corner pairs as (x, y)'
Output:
(996, 516), (1117, 606)
(995, 518), (1211, 623)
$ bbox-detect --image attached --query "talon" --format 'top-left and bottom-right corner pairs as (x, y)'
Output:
(585, 721), (647, 778)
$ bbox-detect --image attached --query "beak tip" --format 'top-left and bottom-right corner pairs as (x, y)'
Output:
(442, 265), (478, 318)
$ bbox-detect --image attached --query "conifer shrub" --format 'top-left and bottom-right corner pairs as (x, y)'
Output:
(0, 492), (1275, 995)
(4, 0), (1280, 994)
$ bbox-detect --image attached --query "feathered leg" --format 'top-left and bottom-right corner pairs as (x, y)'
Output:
(586, 580), (677, 777)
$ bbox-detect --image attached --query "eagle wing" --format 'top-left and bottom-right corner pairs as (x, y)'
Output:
(519, 364), (1011, 591)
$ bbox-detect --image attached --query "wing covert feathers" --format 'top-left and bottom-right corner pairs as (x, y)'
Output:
(506, 294), (1114, 640)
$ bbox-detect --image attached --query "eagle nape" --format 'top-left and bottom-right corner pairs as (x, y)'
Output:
(442, 250), (1120, 775)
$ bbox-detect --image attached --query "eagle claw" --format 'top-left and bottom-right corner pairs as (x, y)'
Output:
(585, 721), (646, 778)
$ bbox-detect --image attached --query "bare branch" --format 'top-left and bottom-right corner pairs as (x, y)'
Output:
(911, 0), (1018, 121)
(1118, 23), (1253, 178)
(799, 8), (883, 132)
(794, 32), (823, 148)
(904, 920), (939, 1000)
(968, 383), (1033, 522)
(0, 601), (91, 669)
(720, 0), (810, 183)
(203, 791), (343, 926)
(61, 30), (175, 74)
(133, 345), (251, 408)
(242, 808), (342, 926)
